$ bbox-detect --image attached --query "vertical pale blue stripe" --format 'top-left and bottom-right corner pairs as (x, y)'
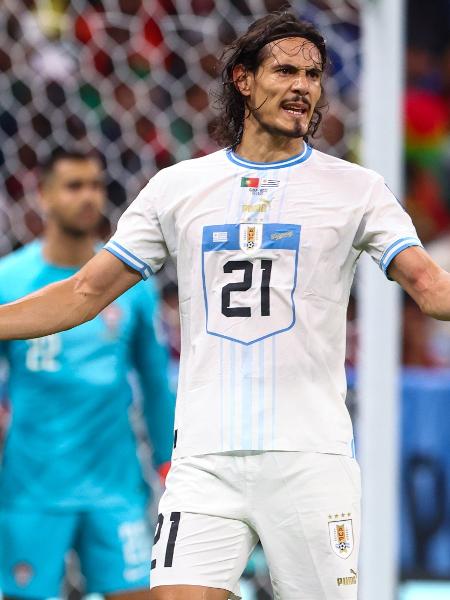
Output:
(220, 339), (224, 451)
(271, 337), (276, 447)
(258, 341), (265, 449)
(224, 167), (240, 451)
(229, 342), (236, 449)
(269, 168), (290, 446)
(241, 344), (253, 448)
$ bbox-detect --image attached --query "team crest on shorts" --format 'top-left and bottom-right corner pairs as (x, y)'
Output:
(239, 223), (263, 253)
(13, 562), (34, 586)
(328, 514), (354, 558)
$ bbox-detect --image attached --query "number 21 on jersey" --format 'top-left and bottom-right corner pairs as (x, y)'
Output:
(201, 223), (301, 345)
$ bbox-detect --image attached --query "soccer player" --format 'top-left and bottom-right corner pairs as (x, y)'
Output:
(0, 11), (450, 600)
(0, 150), (174, 600)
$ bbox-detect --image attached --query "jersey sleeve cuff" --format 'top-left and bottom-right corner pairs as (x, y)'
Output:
(104, 240), (153, 280)
(380, 237), (423, 279)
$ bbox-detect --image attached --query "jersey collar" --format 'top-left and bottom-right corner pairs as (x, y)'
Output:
(226, 143), (312, 170)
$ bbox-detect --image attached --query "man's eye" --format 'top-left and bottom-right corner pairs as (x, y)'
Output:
(66, 181), (83, 191)
(277, 68), (291, 75)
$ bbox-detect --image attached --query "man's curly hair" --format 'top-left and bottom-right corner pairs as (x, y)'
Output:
(210, 12), (328, 148)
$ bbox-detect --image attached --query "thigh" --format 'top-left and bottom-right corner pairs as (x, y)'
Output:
(0, 509), (76, 599)
(150, 584), (230, 599)
(255, 452), (361, 600)
(150, 511), (257, 600)
(77, 503), (152, 594)
(105, 590), (152, 600)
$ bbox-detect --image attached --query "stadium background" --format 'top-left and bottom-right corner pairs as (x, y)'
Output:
(0, 0), (449, 598)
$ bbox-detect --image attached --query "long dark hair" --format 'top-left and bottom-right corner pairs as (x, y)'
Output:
(211, 12), (328, 148)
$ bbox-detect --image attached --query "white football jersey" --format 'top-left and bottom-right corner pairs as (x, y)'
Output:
(105, 145), (421, 459)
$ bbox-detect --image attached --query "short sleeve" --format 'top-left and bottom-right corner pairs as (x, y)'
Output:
(104, 173), (169, 279)
(353, 175), (422, 277)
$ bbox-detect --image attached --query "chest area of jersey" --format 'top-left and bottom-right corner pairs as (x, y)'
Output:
(177, 178), (355, 344)
(201, 222), (300, 345)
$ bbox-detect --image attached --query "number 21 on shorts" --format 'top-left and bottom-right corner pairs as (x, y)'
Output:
(151, 512), (181, 570)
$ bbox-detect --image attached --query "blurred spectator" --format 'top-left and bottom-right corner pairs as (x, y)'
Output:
(405, 0), (450, 244)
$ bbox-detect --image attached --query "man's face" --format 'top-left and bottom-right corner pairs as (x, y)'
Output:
(237, 37), (323, 140)
(41, 159), (105, 235)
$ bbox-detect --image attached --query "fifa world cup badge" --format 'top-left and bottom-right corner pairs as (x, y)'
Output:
(328, 514), (354, 558)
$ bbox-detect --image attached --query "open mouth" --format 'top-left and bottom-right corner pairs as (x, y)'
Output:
(281, 103), (309, 117)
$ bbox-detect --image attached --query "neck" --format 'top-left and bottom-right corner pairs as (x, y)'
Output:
(235, 122), (305, 163)
(42, 223), (96, 267)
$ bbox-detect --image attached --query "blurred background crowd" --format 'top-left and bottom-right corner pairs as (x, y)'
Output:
(0, 0), (449, 596)
(0, 0), (449, 368)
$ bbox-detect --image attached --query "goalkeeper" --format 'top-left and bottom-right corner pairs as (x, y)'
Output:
(0, 149), (174, 600)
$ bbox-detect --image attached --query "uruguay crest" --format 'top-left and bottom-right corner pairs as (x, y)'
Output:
(239, 223), (263, 253)
(328, 517), (354, 558)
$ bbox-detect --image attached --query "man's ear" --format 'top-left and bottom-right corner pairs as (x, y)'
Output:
(232, 64), (252, 97)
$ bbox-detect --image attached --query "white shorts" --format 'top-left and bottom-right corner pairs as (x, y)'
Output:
(150, 451), (361, 599)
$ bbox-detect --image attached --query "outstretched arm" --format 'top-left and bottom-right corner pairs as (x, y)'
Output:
(0, 250), (141, 340)
(388, 246), (450, 320)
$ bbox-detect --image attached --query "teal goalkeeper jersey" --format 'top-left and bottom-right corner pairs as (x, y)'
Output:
(0, 241), (175, 510)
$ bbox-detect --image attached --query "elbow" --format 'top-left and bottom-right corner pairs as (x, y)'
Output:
(417, 296), (435, 318)
(414, 276), (448, 320)
(406, 267), (439, 318)
(71, 273), (102, 323)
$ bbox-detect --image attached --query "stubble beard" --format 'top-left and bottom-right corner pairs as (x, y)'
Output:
(251, 106), (307, 140)
(54, 215), (100, 238)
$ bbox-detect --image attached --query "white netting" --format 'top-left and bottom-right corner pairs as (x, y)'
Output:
(0, 0), (361, 256)
(0, 2), (361, 596)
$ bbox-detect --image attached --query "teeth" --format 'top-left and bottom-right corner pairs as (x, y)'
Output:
(284, 107), (305, 115)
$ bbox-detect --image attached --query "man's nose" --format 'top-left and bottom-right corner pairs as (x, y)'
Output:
(291, 70), (309, 94)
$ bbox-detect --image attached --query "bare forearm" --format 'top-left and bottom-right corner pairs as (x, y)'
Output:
(389, 246), (450, 321)
(0, 277), (96, 340)
(418, 270), (450, 320)
(0, 250), (141, 341)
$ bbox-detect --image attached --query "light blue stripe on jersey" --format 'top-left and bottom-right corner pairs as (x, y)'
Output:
(229, 341), (236, 450)
(258, 341), (265, 450)
(220, 339), (224, 451)
(203, 223), (300, 252)
(271, 337), (277, 447)
(241, 345), (252, 448)
(226, 144), (312, 170)
(104, 241), (152, 279)
(379, 237), (422, 275)
(225, 169), (242, 450)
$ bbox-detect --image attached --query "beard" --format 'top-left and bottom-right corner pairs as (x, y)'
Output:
(250, 102), (308, 139)
(53, 214), (101, 238)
